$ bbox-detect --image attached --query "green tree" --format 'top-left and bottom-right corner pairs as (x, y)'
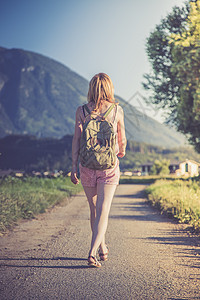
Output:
(143, 0), (200, 151)
(150, 159), (170, 175)
(169, 0), (200, 151)
(143, 4), (189, 123)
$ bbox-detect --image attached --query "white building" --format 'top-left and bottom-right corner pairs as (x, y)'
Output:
(141, 159), (200, 177)
(178, 159), (199, 177)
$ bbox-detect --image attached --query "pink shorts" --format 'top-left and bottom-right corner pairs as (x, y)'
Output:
(79, 159), (120, 187)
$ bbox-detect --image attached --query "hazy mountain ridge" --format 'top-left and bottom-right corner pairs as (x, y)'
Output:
(115, 95), (186, 147)
(0, 47), (88, 137)
(0, 47), (186, 147)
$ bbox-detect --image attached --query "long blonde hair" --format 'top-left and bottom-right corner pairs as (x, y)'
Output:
(87, 73), (115, 111)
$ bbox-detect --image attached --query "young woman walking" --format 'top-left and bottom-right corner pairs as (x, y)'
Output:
(71, 73), (126, 267)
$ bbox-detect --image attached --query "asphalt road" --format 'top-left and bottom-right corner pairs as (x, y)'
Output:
(0, 184), (200, 300)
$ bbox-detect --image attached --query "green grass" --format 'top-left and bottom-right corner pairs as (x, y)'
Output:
(0, 176), (83, 233)
(145, 179), (200, 232)
(120, 176), (156, 184)
(119, 174), (187, 184)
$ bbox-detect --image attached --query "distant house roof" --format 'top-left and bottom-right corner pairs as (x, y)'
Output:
(140, 163), (153, 167)
(169, 161), (180, 166)
(179, 159), (200, 166)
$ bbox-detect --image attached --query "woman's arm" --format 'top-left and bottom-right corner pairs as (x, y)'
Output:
(71, 106), (83, 184)
(117, 106), (127, 158)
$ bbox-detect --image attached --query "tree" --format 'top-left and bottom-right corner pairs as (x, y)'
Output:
(150, 159), (170, 175)
(143, 4), (189, 122)
(143, 0), (200, 151)
(169, 0), (200, 151)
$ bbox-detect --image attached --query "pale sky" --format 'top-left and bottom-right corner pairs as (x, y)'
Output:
(0, 0), (186, 122)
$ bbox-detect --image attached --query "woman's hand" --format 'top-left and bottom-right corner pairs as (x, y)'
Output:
(117, 151), (125, 158)
(71, 167), (79, 185)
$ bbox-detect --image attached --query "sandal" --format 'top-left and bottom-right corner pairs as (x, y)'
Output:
(98, 246), (109, 261)
(88, 255), (101, 268)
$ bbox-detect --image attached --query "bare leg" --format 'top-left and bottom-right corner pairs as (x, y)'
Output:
(83, 186), (106, 253)
(89, 183), (117, 257)
(83, 186), (97, 231)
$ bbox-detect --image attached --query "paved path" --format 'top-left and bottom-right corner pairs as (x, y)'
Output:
(0, 184), (200, 300)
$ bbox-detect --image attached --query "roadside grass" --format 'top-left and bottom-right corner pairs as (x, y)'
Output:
(145, 179), (200, 232)
(0, 176), (83, 233)
(119, 174), (186, 184)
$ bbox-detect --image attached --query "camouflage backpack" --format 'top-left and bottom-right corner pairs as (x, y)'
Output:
(79, 103), (117, 170)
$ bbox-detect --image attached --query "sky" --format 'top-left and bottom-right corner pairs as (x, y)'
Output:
(0, 0), (186, 123)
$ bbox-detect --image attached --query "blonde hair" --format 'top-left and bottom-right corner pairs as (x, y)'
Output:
(87, 73), (115, 111)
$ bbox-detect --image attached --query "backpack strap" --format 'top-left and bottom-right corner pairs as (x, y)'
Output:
(83, 103), (115, 120)
(103, 103), (115, 119)
(82, 104), (91, 117)
(112, 104), (118, 123)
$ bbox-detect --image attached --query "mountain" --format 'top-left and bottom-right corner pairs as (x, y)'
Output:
(115, 95), (186, 147)
(0, 47), (88, 138)
(0, 47), (186, 147)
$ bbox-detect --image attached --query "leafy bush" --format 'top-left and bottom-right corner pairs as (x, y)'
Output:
(145, 179), (200, 231)
(150, 159), (170, 175)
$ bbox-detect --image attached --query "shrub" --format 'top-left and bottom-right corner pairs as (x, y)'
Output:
(145, 179), (200, 231)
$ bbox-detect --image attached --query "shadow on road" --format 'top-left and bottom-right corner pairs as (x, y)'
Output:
(111, 199), (170, 223)
(167, 297), (200, 300)
(145, 231), (200, 270)
(115, 189), (147, 199)
(0, 256), (90, 269)
(111, 188), (200, 275)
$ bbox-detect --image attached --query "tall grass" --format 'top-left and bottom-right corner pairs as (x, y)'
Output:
(145, 180), (200, 231)
(0, 176), (82, 233)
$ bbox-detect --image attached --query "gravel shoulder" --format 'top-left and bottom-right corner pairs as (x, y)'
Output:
(0, 184), (200, 300)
